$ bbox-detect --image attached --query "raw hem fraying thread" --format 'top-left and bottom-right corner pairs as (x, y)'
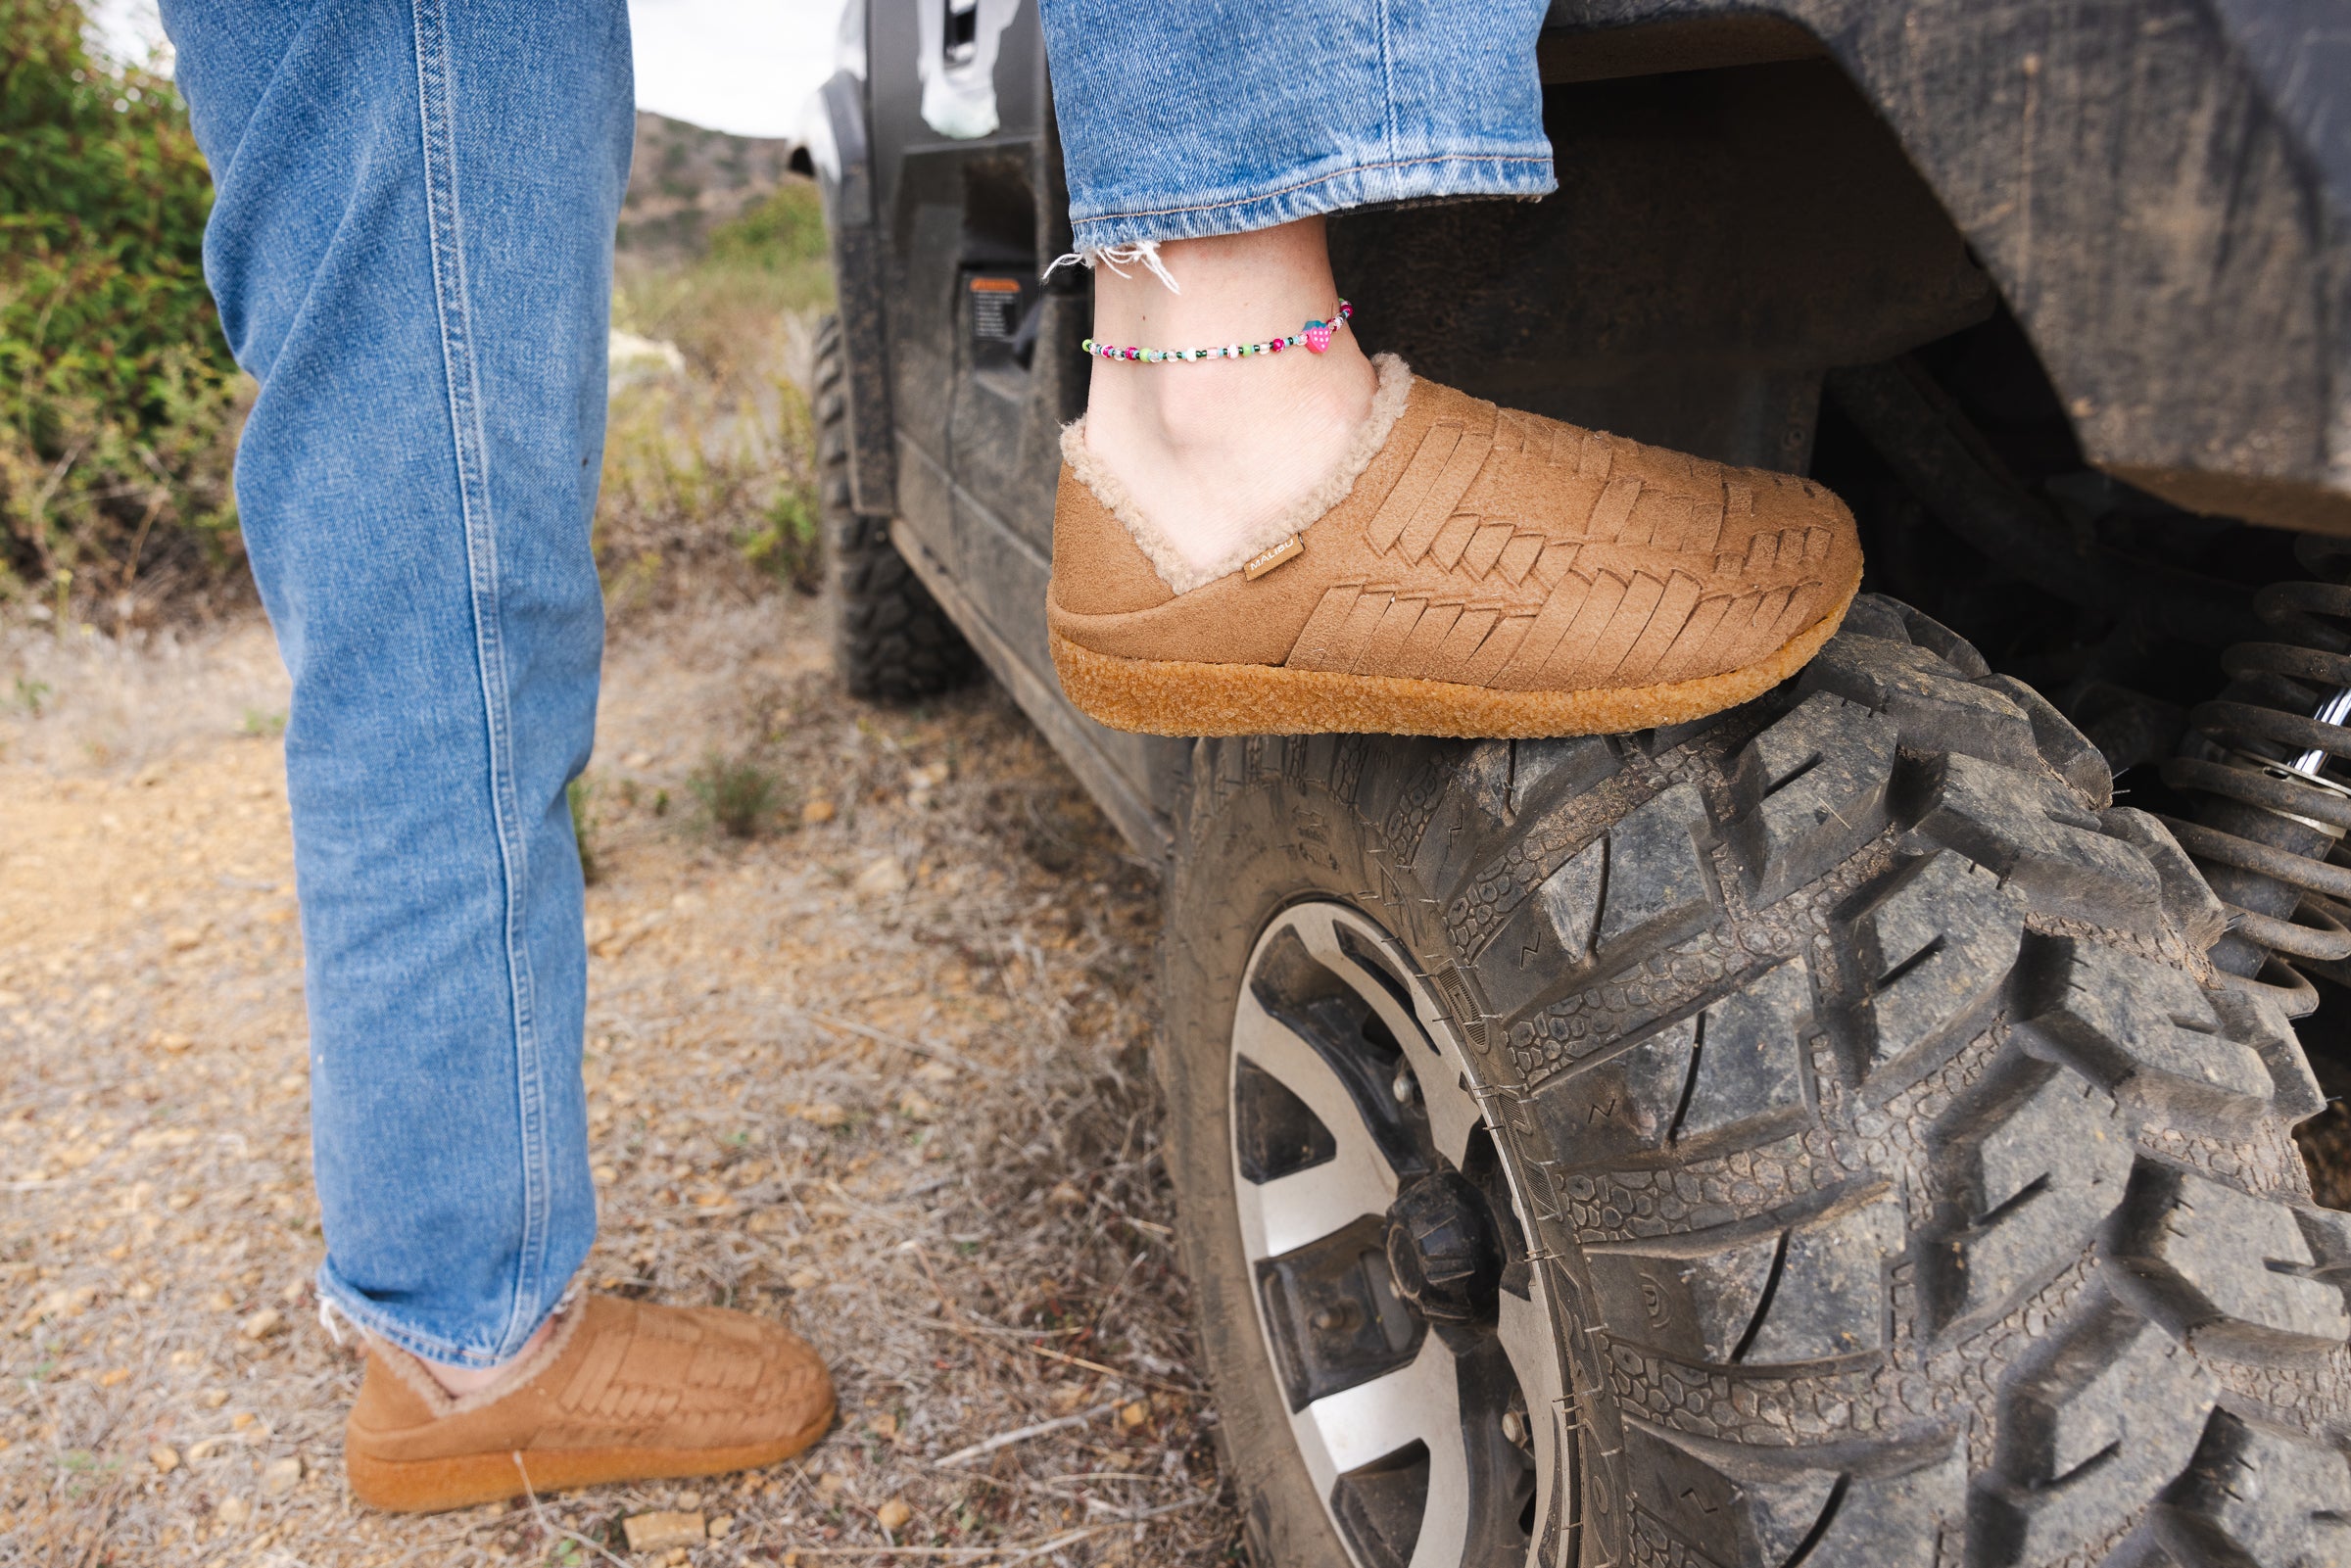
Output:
(1061, 353), (1415, 595)
(1043, 239), (1181, 294)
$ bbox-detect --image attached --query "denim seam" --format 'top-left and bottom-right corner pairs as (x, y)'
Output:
(409, 0), (551, 1368)
(1074, 152), (1556, 226)
(1375, 0), (1399, 168)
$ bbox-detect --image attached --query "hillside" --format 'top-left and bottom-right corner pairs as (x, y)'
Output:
(620, 110), (810, 261)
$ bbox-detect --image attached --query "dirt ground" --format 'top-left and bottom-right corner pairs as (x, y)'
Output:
(0, 590), (1240, 1566)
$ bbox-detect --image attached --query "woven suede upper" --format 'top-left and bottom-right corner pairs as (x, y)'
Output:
(348, 1295), (831, 1462)
(1048, 373), (1863, 692)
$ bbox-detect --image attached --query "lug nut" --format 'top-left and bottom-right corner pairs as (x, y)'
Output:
(1392, 1069), (1415, 1105)
(1501, 1410), (1527, 1446)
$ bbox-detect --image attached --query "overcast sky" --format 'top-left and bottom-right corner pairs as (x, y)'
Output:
(88, 0), (844, 140)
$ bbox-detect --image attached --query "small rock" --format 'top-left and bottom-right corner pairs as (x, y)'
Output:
(800, 798), (837, 826)
(592, 1164), (618, 1184)
(149, 1444), (179, 1474)
(239, 1307), (285, 1340)
(676, 1492), (702, 1510)
(915, 1060), (957, 1083)
(154, 1031), (193, 1054)
(869, 1411), (898, 1440)
(621, 1511), (706, 1551)
(817, 1471), (848, 1497)
(1046, 1180), (1086, 1211)
(31, 1285), (98, 1327)
(852, 855), (908, 898)
(215, 1496), (250, 1526)
(792, 1102), (850, 1130)
(1120, 1402), (1149, 1428)
(877, 1497), (913, 1532)
(786, 1268), (824, 1291)
(204, 1290), (235, 1312)
(263, 1455), (303, 1495)
(197, 1389), (229, 1409)
(707, 1514), (734, 1539)
(895, 1091), (940, 1122)
(278, 1280), (310, 1306)
(187, 1438), (225, 1460)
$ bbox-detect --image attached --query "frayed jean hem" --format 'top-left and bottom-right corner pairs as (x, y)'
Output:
(314, 1259), (569, 1368)
(1068, 151), (1557, 254)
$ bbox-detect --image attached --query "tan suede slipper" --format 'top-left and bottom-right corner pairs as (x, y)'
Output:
(344, 1294), (835, 1512)
(1047, 356), (1863, 738)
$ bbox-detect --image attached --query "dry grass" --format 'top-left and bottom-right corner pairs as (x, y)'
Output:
(0, 592), (1241, 1566)
(598, 196), (834, 622)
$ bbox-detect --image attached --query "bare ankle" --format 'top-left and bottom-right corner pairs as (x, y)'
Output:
(418, 1315), (554, 1398)
(1078, 218), (1377, 575)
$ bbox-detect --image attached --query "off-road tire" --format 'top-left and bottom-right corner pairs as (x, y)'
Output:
(815, 315), (973, 700)
(1164, 593), (2351, 1568)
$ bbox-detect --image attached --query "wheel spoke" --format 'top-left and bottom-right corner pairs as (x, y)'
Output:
(1234, 996), (1400, 1258)
(1407, 1050), (1487, 1174)
(1303, 909), (1488, 1170)
(1497, 1285), (1562, 1551)
(1250, 1156), (1393, 1260)
(1300, 1332), (1463, 1483)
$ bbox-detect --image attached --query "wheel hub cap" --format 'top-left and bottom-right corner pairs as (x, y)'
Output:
(1385, 1171), (1500, 1324)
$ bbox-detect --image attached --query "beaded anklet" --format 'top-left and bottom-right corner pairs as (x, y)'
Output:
(1082, 301), (1353, 363)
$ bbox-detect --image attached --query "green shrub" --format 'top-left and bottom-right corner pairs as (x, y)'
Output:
(689, 749), (784, 839)
(705, 183), (827, 273)
(1, 0), (243, 604)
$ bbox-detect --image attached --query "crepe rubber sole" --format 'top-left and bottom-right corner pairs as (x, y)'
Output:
(1051, 572), (1860, 739)
(346, 1400), (835, 1513)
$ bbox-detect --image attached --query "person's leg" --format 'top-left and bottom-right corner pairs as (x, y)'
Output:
(164, 2), (835, 1510)
(1037, 0), (1862, 738)
(165, 0), (618, 1376)
(1041, 0), (1555, 569)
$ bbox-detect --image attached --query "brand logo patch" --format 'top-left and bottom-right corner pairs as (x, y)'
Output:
(1243, 535), (1305, 581)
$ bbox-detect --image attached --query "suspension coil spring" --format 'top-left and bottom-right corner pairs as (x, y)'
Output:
(2158, 536), (2351, 1017)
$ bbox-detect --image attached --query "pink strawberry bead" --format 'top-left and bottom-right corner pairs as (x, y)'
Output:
(1303, 320), (1334, 354)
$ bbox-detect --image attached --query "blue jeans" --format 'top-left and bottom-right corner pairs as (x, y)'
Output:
(161, 0), (1542, 1369)
(164, 0), (631, 1367)
(1038, 0), (1558, 253)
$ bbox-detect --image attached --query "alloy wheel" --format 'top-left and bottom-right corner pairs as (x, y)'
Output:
(1229, 901), (1569, 1568)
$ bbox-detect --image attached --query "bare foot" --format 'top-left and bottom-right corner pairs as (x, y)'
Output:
(1080, 217), (1377, 581)
(418, 1314), (554, 1398)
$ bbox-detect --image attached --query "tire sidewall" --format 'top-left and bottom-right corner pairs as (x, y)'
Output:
(1165, 769), (1377, 1568)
